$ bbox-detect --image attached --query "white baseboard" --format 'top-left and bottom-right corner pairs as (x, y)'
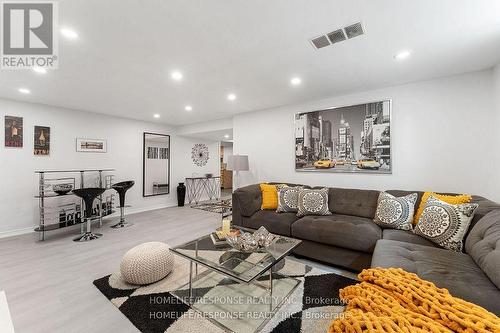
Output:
(0, 203), (178, 239)
(0, 227), (34, 239)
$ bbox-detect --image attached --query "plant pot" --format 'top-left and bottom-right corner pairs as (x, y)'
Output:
(177, 183), (186, 206)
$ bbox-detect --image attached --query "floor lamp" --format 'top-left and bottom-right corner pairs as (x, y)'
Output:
(227, 155), (249, 190)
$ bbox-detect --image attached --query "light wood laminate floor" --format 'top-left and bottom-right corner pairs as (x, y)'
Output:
(0, 206), (356, 333)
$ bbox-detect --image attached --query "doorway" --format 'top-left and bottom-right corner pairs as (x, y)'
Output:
(220, 141), (233, 198)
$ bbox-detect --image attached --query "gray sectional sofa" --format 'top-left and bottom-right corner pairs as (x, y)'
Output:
(232, 184), (500, 315)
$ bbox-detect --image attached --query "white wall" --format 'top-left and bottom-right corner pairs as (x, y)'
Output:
(493, 64), (500, 195)
(0, 99), (219, 236)
(494, 64), (500, 140)
(234, 69), (500, 202)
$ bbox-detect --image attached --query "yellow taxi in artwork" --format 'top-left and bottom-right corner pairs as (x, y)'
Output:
(313, 158), (335, 169)
(357, 158), (381, 170)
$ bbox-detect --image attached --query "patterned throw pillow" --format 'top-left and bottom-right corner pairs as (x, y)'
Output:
(276, 186), (302, 213)
(297, 188), (331, 217)
(414, 196), (479, 252)
(260, 183), (287, 210)
(373, 192), (418, 230)
(413, 192), (472, 225)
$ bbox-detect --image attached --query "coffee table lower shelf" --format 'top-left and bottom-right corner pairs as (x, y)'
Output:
(170, 267), (301, 333)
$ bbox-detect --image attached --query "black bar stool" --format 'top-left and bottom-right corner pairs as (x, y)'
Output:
(111, 181), (135, 228)
(72, 187), (105, 242)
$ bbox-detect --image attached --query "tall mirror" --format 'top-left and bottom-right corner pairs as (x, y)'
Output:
(143, 133), (170, 197)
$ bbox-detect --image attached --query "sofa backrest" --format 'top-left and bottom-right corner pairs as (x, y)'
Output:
(469, 196), (500, 235)
(232, 185), (500, 241)
(465, 209), (500, 289)
(328, 188), (380, 219)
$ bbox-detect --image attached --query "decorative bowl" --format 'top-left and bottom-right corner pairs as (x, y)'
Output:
(53, 183), (73, 195)
(226, 227), (277, 253)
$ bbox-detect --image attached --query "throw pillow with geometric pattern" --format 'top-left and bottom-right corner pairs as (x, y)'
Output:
(373, 192), (418, 230)
(414, 196), (479, 252)
(276, 186), (302, 213)
(297, 188), (331, 217)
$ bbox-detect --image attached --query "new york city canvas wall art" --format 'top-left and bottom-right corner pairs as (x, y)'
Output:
(295, 100), (391, 173)
(5, 115), (23, 147)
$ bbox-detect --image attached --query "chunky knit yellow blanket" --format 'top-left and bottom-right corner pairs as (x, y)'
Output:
(328, 268), (500, 333)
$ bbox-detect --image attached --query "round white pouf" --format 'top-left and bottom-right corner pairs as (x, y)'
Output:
(120, 242), (174, 285)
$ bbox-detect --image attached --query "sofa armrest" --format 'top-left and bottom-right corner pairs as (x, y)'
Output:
(232, 184), (262, 226)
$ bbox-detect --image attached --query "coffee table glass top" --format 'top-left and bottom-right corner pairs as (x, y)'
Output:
(170, 227), (301, 283)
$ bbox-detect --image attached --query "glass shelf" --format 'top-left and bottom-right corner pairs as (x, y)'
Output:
(35, 169), (116, 241)
(34, 187), (113, 198)
(34, 211), (116, 232)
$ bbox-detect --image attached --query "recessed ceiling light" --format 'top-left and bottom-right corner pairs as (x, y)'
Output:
(61, 28), (78, 39)
(291, 77), (302, 86)
(227, 93), (236, 101)
(153, 114), (160, 118)
(18, 88), (30, 94)
(33, 66), (47, 74)
(224, 134), (230, 139)
(185, 105), (193, 111)
(394, 50), (411, 60)
(171, 71), (183, 81)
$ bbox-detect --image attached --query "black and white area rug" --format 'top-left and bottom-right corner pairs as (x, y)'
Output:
(93, 256), (355, 333)
(190, 198), (232, 216)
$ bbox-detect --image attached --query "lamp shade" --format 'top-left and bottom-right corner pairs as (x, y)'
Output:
(227, 155), (249, 171)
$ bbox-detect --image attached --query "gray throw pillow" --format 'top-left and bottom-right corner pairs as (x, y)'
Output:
(297, 188), (331, 217)
(277, 186), (302, 213)
(414, 196), (479, 252)
(373, 192), (418, 231)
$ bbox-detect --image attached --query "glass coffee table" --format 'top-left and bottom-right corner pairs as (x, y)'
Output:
(170, 227), (302, 333)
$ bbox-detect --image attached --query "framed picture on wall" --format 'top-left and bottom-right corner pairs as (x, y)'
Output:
(34, 126), (50, 155)
(76, 138), (107, 153)
(295, 100), (392, 174)
(5, 115), (23, 148)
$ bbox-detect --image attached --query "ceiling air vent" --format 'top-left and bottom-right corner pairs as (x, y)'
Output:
(344, 22), (364, 39)
(310, 21), (364, 50)
(327, 29), (346, 45)
(310, 35), (330, 49)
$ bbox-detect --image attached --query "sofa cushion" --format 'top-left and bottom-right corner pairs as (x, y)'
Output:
(382, 229), (439, 248)
(373, 192), (418, 231)
(414, 196), (478, 252)
(387, 191), (500, 240)
(277, 186), (302, 213)
(260, 183), (287, 210)
(372, 239), (500, 315)
(297, 188), (331, 217)
(465, 209), (500, 289)
(291, 214), (382, 253)
(414, 192), (472, 226)
(241, 210), (298, 236)
(329, 188), (380, 219)
(386, 190), (425, 211)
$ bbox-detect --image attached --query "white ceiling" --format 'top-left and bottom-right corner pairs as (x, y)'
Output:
(1, 0), (500, 126)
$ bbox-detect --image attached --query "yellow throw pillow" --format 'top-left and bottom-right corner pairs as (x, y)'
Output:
(260, 183), (286, 210)
(414, 192), (472, 225)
